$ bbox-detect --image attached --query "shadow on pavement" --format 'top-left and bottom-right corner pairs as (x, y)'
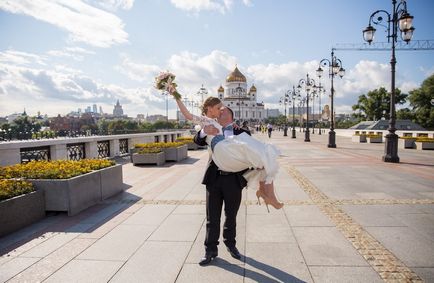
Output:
(212, 257), (306, 283)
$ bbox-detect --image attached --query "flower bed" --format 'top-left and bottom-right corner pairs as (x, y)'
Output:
(132, 148), (165, 166)
(415, 138), (434, 150)
(399, 136), (417, 149)
(366, 134), (383, 143)
(352, 134), (367, 143)
(0, 180), (45, 237)
(175, 137), (199, 150)
(0, 160), (123, 216)
(134, 142), (188, 162)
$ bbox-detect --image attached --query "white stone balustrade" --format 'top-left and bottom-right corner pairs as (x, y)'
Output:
(0, 130), (189, 166)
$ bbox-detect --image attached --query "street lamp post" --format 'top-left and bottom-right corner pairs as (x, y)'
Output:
(197, 84), (208, 105)
(298, 74), (316, 142)
(316, 81), (325, 135)
(317, 50), (345, 148)
(287, 86), (301, 138)
(311, 90), (317, 134)
(363, 0), (414, 163)
(279, 92), (289, 136)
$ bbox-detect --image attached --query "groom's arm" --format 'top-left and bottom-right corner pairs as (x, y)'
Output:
(193, 125), (220, 146)
(194, 130), (207, 146)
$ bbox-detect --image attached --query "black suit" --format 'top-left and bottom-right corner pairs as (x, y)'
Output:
(194, 128), (250, 253)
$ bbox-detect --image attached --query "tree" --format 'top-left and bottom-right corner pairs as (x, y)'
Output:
(396, 108), (414, 120)
(352, 87), (407, 121)
(407, 74), (434, 129)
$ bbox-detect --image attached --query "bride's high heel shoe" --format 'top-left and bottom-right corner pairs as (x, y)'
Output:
(256, 190), (270, 213)
(256, 188), (284, 212)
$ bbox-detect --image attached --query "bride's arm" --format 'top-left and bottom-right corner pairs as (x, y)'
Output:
(175, 98), (193, 121)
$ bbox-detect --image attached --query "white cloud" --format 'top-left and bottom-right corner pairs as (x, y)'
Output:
(115, 55), (161, 83)
(0, 0), (128, 48)
(0, 50), (47, 66)
(47, 47), (95, 61)
(85, 0), (134, 11)
(170, 0), (250, 14)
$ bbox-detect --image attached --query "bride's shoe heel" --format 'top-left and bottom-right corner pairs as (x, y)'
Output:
(256, 190), (270, 213)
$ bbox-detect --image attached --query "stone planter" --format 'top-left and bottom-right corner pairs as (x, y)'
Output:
(30, 165), (123, 216)
(100, 164), (124, 200)
(399, 138), (416, 149)
(132, 152), (165, 166)
(0, 190), (45, 237)
(352, 135), (367, 143)
(367, 136), (383, 143)
(187, 142), (199, 150)
(163, 145), (188, 161)
(415, 141), (434, 150)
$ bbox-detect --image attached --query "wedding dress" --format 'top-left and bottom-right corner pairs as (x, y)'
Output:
(192, 114), (280, 188)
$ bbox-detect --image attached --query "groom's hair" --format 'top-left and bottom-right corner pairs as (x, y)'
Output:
(225, 107), (234, 120)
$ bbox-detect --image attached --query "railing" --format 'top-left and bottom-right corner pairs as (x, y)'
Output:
(0, 130), (188, 166)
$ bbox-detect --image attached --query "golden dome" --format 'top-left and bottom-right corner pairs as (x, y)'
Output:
(226, 66), (246, 83)
(218, 85), (224, 92)
(249, 84), (257, 92)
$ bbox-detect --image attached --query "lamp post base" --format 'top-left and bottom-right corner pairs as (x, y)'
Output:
(318, 126), (322, 135)
(304, 130), (310, 142)
(328, 130), (336, 148)
(292, 128), (296, 138)
(382, 133), (400, 163)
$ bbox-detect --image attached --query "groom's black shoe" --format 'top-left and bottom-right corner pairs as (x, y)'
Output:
(227, 246), (241, 260)
(199, 251), (218, 266)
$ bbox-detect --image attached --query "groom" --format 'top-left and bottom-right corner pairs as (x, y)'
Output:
(194, 106), (251, 266)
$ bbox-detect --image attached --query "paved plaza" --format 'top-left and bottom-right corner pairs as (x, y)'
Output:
(1, 130), (433, 283)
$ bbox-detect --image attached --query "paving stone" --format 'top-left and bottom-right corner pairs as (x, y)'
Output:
(77, 224), (155, 261)
(148, 214), (204, 242)
(110, 241), (191, 282)
(309, 266), (383, 283)
(0, 257), (40, 283)
(121, 204), (175, 226)
(365, 226), (434, 267)
(43, 259), (123, 283)
(177, 262), (245, 282)
(246, 213), (295, 243)
(293, 227), (368, 266)
(7, 238), (96, 283)
(244, 242), (312, 283)
(284, 205), (334, 227)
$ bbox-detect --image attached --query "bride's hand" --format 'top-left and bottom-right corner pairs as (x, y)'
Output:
(203, 125), (220, 135)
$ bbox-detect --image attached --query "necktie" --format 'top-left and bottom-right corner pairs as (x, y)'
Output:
(222, 125), (233, 133)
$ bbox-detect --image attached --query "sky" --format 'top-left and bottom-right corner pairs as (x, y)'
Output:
(0, 0), (433, 119)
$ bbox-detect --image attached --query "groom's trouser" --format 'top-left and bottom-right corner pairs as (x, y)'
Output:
(205, 173), (243, 253)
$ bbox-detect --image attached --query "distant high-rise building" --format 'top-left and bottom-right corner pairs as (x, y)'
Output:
(92, 104), (97, 113)
(78, 108), (82, 115)
(113, 100), (124, 117)
(85, 106), (91, 113)
(99, 106), (103, 114)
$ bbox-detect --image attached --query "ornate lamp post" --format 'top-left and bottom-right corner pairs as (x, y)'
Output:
(298, 99), (304, 132)
(317, 50), (345, 148)
(363, 0), (414, 163)
(315, 76), (326, 135)
(298, 74), (316, 142)
(197, 84), (208, 105)
(287, 86), (301, 138)
(279, 92), (289, 136)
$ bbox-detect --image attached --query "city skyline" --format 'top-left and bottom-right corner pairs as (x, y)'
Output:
(0, 0), (433, 119)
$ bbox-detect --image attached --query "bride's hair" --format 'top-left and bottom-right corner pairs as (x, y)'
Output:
(201, 97), (221, 115)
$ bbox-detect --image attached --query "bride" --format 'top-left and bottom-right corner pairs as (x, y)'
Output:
(157, 72), (283, 210)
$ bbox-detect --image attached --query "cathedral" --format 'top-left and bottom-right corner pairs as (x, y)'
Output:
(217, 66), (266, 122)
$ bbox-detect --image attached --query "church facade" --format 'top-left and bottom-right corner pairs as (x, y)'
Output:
(217, 67), (267, 122)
